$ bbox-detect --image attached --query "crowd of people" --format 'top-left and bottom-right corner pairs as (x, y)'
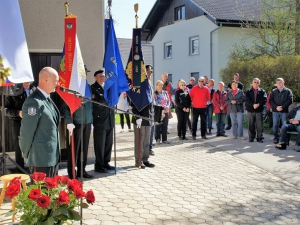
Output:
(5, 65), (300, 177)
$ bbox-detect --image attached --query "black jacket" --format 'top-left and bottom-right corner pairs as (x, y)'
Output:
(5, 91), (28, 120)
(131, 102), (153, 126)
(286, 106), (300, 124)
(91, 82), (114, 128)
(270, 87), (293, 113)
(175, 89), (191, 109)
(245, 88), (267, 112)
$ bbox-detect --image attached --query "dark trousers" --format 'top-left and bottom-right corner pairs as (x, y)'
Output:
(280, 124), (300, 145)
(247, 112), (263, 140)
(29, 164), (59, 178)
(192, 107), (207, 137)
(67, 124), (91, 178)
(176, 108), (189, 138)
(94, 127), (113, 169)
(119, 113), (131, 129)
(155, 112), (169, 141)
(10, 119), (24, 172)
(226, 113), (232, 127)
(216, 113), (226, 135)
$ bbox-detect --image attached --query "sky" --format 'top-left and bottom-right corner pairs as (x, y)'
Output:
(105, 0), (156, 38)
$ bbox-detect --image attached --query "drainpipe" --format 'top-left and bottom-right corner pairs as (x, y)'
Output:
(210, 23), (222, 79)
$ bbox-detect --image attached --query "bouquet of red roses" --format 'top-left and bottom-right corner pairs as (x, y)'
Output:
(5, 172), (95, 225)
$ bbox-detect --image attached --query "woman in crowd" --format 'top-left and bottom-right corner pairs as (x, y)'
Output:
(206, 79), (215, 134)
(225, 81), (245, 140)
(212, 81), (228, 137)
(117, 92), (133, 132)
(175, 79), (191, 140)
(154, 80), (171, 144)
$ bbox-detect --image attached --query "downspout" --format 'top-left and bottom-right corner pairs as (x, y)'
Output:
(151, 43), (155, 86)
(210, 23), (222, 79)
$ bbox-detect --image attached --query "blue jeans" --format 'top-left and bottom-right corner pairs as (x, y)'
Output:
(272, 112), (288, 140)
(216, 113), (226, 135)
(206, 104), (213, 129)
(280, 124), (300, 145)
(230, 112), (244, 137)
(149, 124), (155, 151)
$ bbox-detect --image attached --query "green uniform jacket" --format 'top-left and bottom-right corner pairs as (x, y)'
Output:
(19, 88), (60, 167)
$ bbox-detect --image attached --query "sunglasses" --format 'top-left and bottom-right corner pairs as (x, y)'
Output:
(181, 84), (186, 86)
(198, 80), (204, 82)
(253, 81), (259, 84)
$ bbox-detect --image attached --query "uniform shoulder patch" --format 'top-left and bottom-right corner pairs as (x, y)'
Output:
(28, 107), (36, 116)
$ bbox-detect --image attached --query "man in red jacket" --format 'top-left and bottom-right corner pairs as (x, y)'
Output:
(190, 76), (210, 139)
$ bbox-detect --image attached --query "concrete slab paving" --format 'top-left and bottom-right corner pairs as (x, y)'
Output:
(1, 115), (300, 224)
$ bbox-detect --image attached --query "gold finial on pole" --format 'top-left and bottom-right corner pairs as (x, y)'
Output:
(134, 3), (139, 28)
(64, 2), (69, 17)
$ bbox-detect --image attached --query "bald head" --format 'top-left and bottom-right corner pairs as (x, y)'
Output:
(38, 67), (59, 94)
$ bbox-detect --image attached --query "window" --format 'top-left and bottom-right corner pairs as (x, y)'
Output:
(164, 42), (172, 58)
(190, 36), (199, 55)
(168, 74), (172, 83)
(175, 5), (185, 21)
(191, 72), (199, 80)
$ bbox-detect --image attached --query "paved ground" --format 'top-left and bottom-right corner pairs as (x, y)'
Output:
(1, 115), (300, 224)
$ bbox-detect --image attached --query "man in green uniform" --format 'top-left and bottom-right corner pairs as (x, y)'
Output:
(19, 67), (60, 177)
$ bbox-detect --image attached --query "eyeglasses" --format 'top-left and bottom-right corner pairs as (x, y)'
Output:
(253, 82), (259, 84)
(181, 84), (186, 86)
(198, 80), (204, 82)
(190, 80), (195, 82)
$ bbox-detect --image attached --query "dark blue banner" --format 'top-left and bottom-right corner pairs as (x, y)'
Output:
(125, 28), (151, 111)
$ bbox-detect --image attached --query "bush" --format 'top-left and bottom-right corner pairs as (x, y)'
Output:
(220, 55), (300, 101)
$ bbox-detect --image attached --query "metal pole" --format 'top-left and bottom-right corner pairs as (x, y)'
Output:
(113, 106), (117, 175)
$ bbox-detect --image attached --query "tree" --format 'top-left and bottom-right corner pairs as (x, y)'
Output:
(242, 0), (300, 56)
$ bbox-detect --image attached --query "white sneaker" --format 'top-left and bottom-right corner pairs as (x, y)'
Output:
(238, 137), (246, 140)
(120, 129), (124, 133)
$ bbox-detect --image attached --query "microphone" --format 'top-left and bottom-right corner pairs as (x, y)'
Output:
(59, 87), (82, 96)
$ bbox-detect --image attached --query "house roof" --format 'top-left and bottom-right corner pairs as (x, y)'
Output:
(142, 0), (262, 40)
(191, 0), (262, 22)
(117, 38), (153, 68)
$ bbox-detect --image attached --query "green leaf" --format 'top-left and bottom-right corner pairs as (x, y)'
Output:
(45, 216), (54, 225)
(58, 207), (68, 216)
(80, 202), (89, 208)
(69, 209), (82, 221)
(5, 209), (17, 217)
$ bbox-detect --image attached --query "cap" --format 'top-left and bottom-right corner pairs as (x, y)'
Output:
(145, 65), (153, 71)
(94, 69), (104, 77)
(84, 65), (90, 72)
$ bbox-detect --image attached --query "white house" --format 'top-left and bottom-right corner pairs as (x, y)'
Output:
(141, 0), (261, 85)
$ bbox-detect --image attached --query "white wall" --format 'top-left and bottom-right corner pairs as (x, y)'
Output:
(152, 16), (256, 88)
(152, 16), (217, 86)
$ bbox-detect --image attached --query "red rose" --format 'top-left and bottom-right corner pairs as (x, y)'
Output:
(67, 179), (82, 192)
(85, 190), (95, 205)
(37, 195), (50, 208)
(31, 172), (46, 182)
(57, 191), (70, 206)
(59, 175), (69, 185)
(73, 187), (86, 199)
(45, 178), (58, 189)
(5, 184), (20, 199)
(28, 188), (41, 201)
(10, 177), (21, 186)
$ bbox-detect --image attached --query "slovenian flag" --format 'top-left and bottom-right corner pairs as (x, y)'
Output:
(0, 0), (33, 85)
(57, 15), (91, 114)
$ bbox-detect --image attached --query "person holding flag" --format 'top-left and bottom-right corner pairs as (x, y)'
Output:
(62, 65), (94, 179)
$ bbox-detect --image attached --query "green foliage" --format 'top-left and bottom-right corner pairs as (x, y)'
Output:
(220, 55), (300, 101)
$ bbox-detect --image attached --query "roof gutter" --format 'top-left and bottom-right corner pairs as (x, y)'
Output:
(210, 23), (222, 79)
